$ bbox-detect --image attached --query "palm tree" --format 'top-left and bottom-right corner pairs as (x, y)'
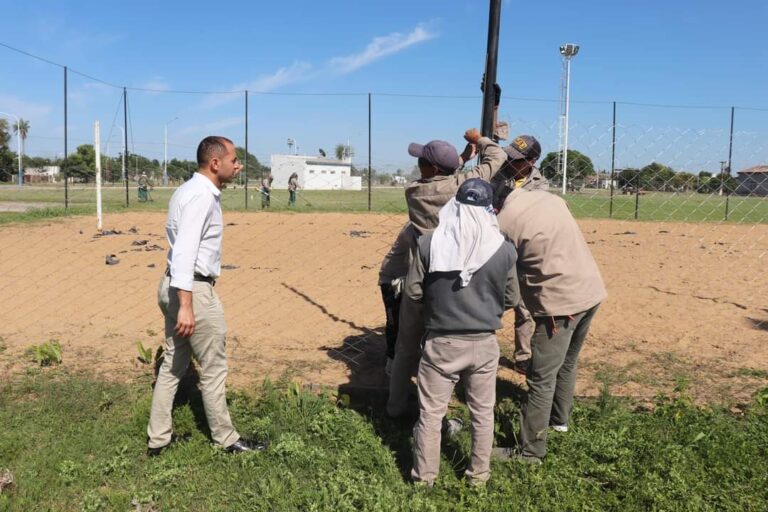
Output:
(335, 143), (353, 161)
(13, 118), (29, 158)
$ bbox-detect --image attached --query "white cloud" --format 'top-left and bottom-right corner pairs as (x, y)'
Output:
(196, 22), (437, 109)
(199, 62), (313, 109)
(136, 79), (171, 92)
(247, 62), (314, 92)
(328, 23), (437, 74)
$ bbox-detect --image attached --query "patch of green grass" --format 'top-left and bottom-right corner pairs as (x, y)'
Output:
(0, 206), (92, 225)
(25, 340), (62, 366)
(730, 368), (768, 379)
(2, 184), (767, 223)
(136, 342), (153, 365)
(1, 371), (767, 511)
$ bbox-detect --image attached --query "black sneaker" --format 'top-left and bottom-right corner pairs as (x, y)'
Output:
(147, 443), (170, 457)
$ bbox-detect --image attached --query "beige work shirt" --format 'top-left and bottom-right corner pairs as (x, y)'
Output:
(496, 189), (607, 317)
(405, 137), (506, 235)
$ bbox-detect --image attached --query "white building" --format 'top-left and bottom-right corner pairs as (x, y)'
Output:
(25, 166), (60, 183)
(269, 154), (361, 191)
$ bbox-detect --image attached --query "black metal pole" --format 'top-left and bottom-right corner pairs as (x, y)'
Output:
(481, 0), (502, 138)
(245, 90), (249, 210)
(368, 92), (372, 211)
(725, 106), (735, 221)
(64, 66), (68, 209)
(609, 101), (616, 218)
(634, 187), (640, 220)
(123, 87), (129, 207)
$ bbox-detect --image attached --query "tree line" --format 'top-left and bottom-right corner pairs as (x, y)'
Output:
(0, 122), (270, 184)
(0, 121), (739, 192)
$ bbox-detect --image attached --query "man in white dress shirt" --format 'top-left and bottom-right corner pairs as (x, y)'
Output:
(147, 136), (264, 455)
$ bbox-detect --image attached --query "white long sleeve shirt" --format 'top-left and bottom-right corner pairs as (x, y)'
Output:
(166, 173), (223, 291)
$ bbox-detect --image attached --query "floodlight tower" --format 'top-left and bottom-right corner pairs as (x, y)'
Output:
(287, 138), (295, 155)
(558, 43), (579, 195)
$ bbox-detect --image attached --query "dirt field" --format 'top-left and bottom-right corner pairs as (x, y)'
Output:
(0, 211), (766, 404)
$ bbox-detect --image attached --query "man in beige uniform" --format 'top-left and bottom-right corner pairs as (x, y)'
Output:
(386, 129), (507, 417)
(491, 135), (548, 374)
(147, 136), (264, 456)
(496, 188), (607, 463)
(406, 178), (520, 486)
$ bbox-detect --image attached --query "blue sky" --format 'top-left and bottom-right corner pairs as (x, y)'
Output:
(1, 0), (767, 174)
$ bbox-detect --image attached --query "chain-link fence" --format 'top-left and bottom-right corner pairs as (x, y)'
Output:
(1, 45), (767, 403)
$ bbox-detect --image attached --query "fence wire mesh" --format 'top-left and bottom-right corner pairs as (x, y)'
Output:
(1, 49), (767, 403)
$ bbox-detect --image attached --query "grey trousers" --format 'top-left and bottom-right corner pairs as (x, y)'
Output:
(411, 334), (499, 485)
(386, 295), (424, 417)
(519, 304), (600, 459)
(513, 302), (535, 362)
(147, 275), (240, 449)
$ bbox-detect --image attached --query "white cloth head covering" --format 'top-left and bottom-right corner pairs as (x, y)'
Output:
(428, 198), (504, 287)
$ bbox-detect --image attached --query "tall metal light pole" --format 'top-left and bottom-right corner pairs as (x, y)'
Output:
(0, 111), (22, 188)
(558, 43), (579, 195)
(164, 116), (179, 186)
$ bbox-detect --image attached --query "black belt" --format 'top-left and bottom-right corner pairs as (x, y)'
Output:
(194, 274), (216, 285)
(165, 267), (216, 286)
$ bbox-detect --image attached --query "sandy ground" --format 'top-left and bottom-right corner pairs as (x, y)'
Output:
(0, 211), (766, 404)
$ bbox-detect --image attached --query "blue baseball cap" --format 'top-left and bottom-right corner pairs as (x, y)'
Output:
(456, 178), (494, 207)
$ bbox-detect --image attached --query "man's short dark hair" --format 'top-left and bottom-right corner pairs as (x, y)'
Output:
(197, 136), (234, 167)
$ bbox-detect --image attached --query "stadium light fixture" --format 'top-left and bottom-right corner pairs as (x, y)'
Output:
(558, 43), (579, 194)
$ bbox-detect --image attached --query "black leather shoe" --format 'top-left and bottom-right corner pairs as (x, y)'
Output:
(224, 438), (267, 453)
(147, 443), (170, 457)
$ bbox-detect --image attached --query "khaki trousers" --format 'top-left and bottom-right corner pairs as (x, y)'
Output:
(513, 302), (535, 362)
(411, 334), (499, 485)
(519, 304), (600, 458)
(386, 296), (424, 417)
(147, 275), (239, 449)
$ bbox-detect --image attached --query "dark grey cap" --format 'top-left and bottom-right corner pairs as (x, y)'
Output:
(456, 178), (494, 207)
(504, 135), (542, 161)
(408, 140), (460, 174)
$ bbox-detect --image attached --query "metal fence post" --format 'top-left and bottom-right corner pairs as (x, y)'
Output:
(123, 87), (129, 207)
(64, 66), (68, 210)
(245, 90), (249, 210)
(634, 187), (640, 220)
(725, 106), (735, 221)
(609, 101), (616, 218)
(368, 92), (372, 212)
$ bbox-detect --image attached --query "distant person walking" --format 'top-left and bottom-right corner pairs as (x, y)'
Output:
(261, 174), (274, 209)
(147, 135), (265, 456)
(288, 172), (299, 206)
(138, 172), (151, 202)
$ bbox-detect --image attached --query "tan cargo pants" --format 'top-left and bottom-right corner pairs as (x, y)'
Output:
(147, 275), (240, 449)
(411, 333), (499, 486)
